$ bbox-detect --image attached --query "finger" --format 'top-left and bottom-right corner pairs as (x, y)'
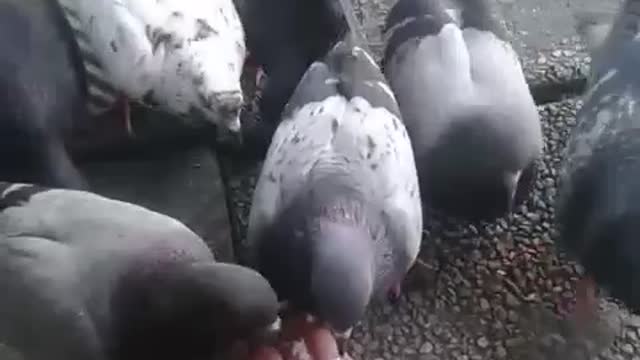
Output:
(304, 326), (340, 360)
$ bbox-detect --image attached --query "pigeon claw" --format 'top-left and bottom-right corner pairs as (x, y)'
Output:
(556, 275), (599, 325)
(116, 96), (135, 139)
(572, 275), (599, 324)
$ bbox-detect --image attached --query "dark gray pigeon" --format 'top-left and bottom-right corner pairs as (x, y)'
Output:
(0, 182), (281, 360)
(233, 0), (349, 158)
(555, 0), (640, 318)
(382, 0), (542, 221)
(0, 0), (89, 189)
(245, 4), (423, 354)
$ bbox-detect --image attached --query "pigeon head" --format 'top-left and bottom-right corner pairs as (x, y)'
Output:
(143, 5), (246, 133)
(308, 219), (374, 338)
(585, 211), (640, 313)
(559, 132), (640, 313)
(424, 110), (536, 220)
(109, 261), (280, 360)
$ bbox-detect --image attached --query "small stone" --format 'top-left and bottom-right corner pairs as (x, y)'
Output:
(622, 344), (635, 354)
(505, 337), (526, 348)
(505, 293), (520, 307)
(479, 298), (490, 311)
(494, 306), (507, 321)
(350, 342), (364, 355)
(420, 341), (434, 354)
(495, 345), (507, 359)
(477, 336), (489, 349)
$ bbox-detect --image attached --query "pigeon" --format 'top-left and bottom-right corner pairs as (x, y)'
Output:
(555, 0), (640, 320)
(382, 0), (543, 221)
(55, 0), (247, 137)
(236, 0), (349, 157)
(0, 182), (281, 360)
(245, 1), (423, 354)
(0, 0), (88, 189)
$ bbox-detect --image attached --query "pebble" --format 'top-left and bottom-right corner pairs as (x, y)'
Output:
(622, 344), (635, 355)
(476, 337), (490, 349)
(505, 293), (520, 307)
(495, 345), (507, 359)
(479, 298), (491, 311)
(420, 342), (434, 354)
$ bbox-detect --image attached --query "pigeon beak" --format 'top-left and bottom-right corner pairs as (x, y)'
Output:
(262, 316), (282, 343)
(331, 327), (352, 356)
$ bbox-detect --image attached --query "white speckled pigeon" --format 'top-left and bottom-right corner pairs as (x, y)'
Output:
(382, 0), (543, 220)
(0, 182), (280, 360)
(245, 1), (423, 354)
(556, 0), (640, 321)
(55, 0), (247, 136)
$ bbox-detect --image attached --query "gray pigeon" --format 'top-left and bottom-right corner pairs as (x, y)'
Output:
(382, 0), (543, 221)
(245, 6), (423, 354)
(0, 182), (281, 360)
(555, 0), (640, 316)
(0, 0), (89, 189)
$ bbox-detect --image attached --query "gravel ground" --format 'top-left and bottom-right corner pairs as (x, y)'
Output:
(221, 97), (640, 360)
(219, 2), (640, 360)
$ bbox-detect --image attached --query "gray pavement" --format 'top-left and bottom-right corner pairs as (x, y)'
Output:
(81, 145), (235, 262)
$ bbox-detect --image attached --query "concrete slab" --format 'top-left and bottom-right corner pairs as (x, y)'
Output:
(79, 145), (235, 262)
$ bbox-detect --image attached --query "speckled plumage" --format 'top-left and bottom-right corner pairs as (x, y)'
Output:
(246, 30), (422, 340)
(556, 0), (640, 313)
(0, 182), (280, 360)
(383, 0), (542, 220)
(57, 0), (247, 131)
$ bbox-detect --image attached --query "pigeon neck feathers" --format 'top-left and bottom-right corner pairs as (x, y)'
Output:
(382, 0), (455, 70)
(382, 0), (507, 70)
